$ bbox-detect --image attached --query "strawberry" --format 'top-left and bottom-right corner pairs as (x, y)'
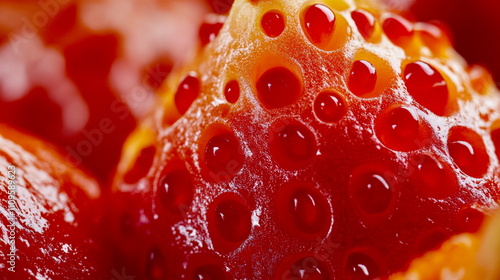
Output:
(111, 0), (500, 279)
(0, 125), (110, 279)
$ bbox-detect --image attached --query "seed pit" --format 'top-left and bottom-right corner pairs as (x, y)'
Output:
(349, 60), (377, 97)
(301, 4), (336, 48)
(174, 74), (200, 115)
(276, 183), (331, 238)
(350, 170), (395, 215)
(410, 154), (458, 198)
(447, 127), (489, 178)
(377, 106), (426, 151)
(208, 193), (252, 253)
(270, 121), (317, 168)
(351, 9), (375, 40)
(261, 10), (285, 38)
(157, 165), (193, 215)
(345, 251), (381, 280)
(313, 91), (346, 123)
(204, 130), (244, 182)
(277, 254), (332, 280)
(256, 67), (301, 109)
(224, 80), (240, 103)
(404, 61), (449, 116)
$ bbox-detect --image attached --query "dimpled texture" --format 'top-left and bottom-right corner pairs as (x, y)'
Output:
(112, 0), (500, 279)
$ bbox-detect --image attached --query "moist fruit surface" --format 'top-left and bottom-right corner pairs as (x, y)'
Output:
(111, 0), (500, 279)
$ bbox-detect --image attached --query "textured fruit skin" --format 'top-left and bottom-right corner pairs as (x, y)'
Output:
(112, 0), (500, 279)
(0, 125), (109, 279)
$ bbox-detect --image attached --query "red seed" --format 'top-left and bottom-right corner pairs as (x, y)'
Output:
(351, 9), (375, 39)
(447, 127), (489, 177)
(271, 123), (316, 167)
(349, 60), (377, 97)
(302, 4), (336, 46)
(351, 172), (393, 214)
(123, 146), (156, 184)
(261, 11), (285, 38)
(289, 188), (328, 234)
(346, 252), (380, 280)
(377, 106), (424, 151)
(404, 61), (448, 116)
(382, 14), (413, 44)
(205, 132), (244, 180)
(411, 154), (458, 198)
(224, 80), (240, 103)
(215, 199), (251, 242)
(174, 74), (200, 115)
(256, 67), (301, 109)
(158, 168), (194, 214)
(313, 91), (346, 123)
(199, 22), (224, 46)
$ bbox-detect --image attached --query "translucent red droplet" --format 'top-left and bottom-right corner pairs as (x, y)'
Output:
(351, 172), (393, 214)
(346, 252), (380, 280)
(256, 67), (301, 109)
(404, 61), (448, 116)
(351, 9), (375, 39)
(261, 11), (285, 37)
(302, 4), (336, 46)
(215, 198), (251, 242)
(123, 146), (156, 184)
(158, 168), (194, 214)
(411, 154), (458, 198)
(377, 106), (424, 151)
(289, 188), (328, 234)
(224, 80), (240, 103)
(199, 22), (224, 46)
(194, 264), (229, 280)
(314, 91), (346, 123)
(447, 127), (489, 178)
(174, 74), (200, 115)
(146, 248), (166, 280)
(271, 123), (316, 167)
(286, 257), (331, 280)
(458, 207), (485, 233)
(205, 132), (244, 180)
(349, 60), (377, 97)
(382, 14), (413, 44)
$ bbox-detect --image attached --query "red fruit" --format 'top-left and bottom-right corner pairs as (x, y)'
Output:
(112, 0), (500, 279)
(0, 125), (109, 278)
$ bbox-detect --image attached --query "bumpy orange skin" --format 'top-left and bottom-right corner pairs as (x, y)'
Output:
(112, 0), (500, 279)
(0, 125), (110, 279)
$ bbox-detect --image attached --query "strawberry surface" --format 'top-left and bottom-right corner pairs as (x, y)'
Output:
(111, 0), (500, 279)
(0, 125), (109, 279)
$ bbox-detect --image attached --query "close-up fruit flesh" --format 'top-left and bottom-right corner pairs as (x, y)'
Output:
(1, 0), (500, 279)
(111, 0), (500, 279)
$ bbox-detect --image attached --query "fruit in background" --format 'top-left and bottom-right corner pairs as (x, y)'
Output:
(0, 0), (208, 183)
(111, 0), (500, 279)
(0, 124), (109, 279)
(380, 0), (500, 85)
